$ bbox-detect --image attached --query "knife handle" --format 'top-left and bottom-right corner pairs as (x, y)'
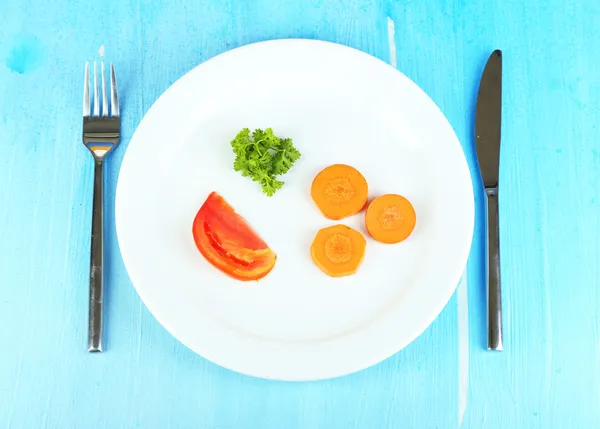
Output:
(485, 188), (503, 351)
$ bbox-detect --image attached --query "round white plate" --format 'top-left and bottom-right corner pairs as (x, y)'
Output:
(116, 39), (474, 381)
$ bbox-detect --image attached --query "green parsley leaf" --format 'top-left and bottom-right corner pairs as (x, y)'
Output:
(230, 128), (301, 196)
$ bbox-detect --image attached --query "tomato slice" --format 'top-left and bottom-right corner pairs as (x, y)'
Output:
(192, 192), (276, 281)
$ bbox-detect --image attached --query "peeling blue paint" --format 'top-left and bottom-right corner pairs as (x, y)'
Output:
(5, 35), (43, 74)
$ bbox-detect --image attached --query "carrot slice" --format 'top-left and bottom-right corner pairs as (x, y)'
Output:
(365, 194), (416, 244)
(310, 224), (366, 277)
(311, 164), (368, 220)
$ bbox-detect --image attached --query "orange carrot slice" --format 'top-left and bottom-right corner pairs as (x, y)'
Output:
(310, 224), (366, 277)
(311, 164), (368, 220)
(365, 194), (416, 244)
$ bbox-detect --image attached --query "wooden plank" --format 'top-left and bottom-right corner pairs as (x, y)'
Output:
(0, 0), (598, 427)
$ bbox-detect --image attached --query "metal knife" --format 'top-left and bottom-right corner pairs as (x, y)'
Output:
(475, 50), (503, 351)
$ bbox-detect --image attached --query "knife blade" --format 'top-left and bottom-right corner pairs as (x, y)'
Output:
(475, 50), (503, 351)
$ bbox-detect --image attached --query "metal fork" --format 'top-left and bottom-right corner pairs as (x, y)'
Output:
(83, 61), (120, 353)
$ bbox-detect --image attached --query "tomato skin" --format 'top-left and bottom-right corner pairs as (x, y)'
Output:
(192, 192), (276, 281)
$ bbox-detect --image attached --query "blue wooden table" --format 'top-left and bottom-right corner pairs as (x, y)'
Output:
(1, 0), (599, 427)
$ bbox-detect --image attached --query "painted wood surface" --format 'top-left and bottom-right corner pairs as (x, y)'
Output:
(1, 0), (599, 427)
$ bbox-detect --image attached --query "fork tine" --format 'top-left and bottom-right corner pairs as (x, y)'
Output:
(101, 61), (108, 117)
(83, 62), (90, 117)
(110, 63), (119, 117)
(93, 61), (99, 117)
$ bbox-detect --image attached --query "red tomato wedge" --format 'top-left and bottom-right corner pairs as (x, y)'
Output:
(192, 192), (277, 281)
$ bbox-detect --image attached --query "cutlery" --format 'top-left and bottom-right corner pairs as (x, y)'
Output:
(82, 61), (120, 352)
(475, 50), (503, 351)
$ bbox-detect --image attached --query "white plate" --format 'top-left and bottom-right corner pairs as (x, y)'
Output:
(116, 39), (474, 381)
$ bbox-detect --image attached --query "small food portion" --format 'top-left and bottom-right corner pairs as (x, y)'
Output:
(310, 224), (366, 278)
(192, 192), (276, 281)
(365, 194), (416, 244)
(231, 128), (302, 196)
(311, 164), (368, 220)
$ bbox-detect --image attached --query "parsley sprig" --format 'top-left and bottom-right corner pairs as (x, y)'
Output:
(231, 128), (302, 196)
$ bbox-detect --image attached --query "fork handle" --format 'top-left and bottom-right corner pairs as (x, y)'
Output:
(88, 159), (104, 352)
